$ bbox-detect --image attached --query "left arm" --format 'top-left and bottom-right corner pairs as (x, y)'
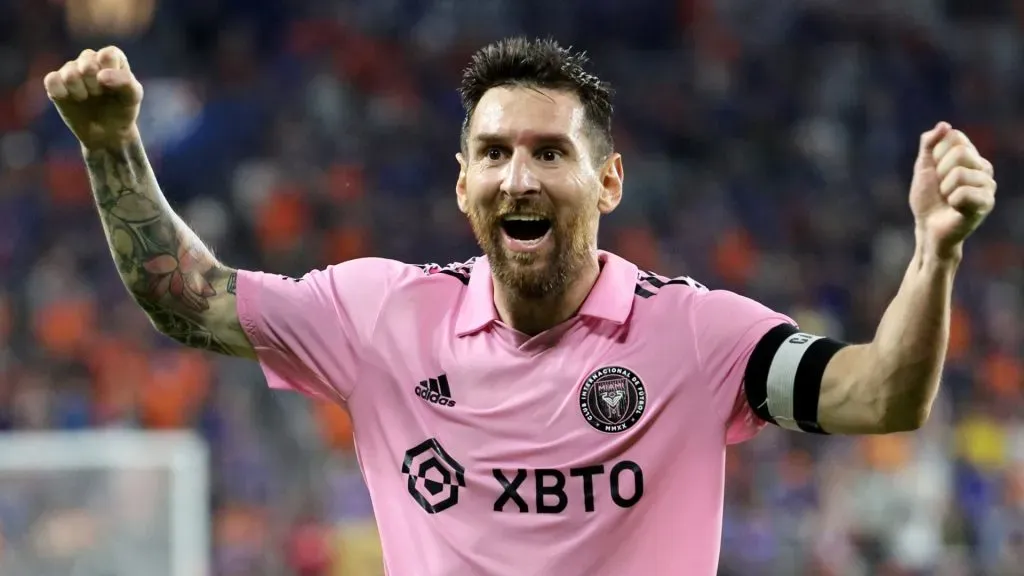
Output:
(816, 246), (956, 433)
(744, 122), (995, 435)
(821, 122), (995, 433)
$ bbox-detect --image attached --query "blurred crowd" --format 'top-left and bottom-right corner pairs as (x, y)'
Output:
(0, 0), (1022, 574)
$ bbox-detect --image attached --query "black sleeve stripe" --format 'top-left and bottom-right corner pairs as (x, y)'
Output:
(418, 259), (476, 285)
(743, 323), (847, 435)
(791, 338), (845, 433)
(642, 274), (694, 289)
(437, 269), (470, 285)
(634, 285), (656, 298)
(743, 323), (797, 427)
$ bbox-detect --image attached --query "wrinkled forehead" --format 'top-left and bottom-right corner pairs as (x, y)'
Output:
(467, 86), (588, 146)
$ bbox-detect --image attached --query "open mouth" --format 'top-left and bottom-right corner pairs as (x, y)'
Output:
(500, 215), (552, 242)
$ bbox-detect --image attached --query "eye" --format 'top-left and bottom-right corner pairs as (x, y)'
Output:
(538, 149), (562, 162)
(485, 147), (505, 161)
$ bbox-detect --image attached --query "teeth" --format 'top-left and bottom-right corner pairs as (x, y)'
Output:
(503, 215), (547, 221)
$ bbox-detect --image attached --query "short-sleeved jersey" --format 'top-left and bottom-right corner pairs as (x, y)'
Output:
(236, 251), (794, 575)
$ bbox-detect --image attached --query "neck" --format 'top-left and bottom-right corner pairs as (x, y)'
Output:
(492, 253), (601, 336)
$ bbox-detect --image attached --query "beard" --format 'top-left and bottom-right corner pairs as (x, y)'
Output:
(467, 196), (594, 300)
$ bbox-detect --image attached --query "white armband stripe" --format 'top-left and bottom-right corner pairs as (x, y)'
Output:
(765, 333), (823, 430)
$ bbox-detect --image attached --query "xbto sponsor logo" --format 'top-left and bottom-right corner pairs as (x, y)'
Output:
(492, 461), (644, 513)
(401, 439), (645, 515)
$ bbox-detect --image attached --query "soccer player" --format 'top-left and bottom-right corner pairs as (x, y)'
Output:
(45, 38), (996, 575)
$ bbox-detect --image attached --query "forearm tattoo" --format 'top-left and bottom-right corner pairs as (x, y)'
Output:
(85, 141), (243, 355)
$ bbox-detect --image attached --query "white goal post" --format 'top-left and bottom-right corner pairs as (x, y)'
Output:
(0, 430), (210, 576)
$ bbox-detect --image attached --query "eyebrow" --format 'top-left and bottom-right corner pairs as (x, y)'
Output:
(472, 132), (577, 151)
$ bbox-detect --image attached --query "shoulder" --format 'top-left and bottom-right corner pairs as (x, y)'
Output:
(631, 269), (772, 319)
(629, 268), (791, 341)
(630, 269), (709, 323)
(369, 257), (480, 336)
(242, 257), (478, 306)
(623, 269), (708, 346)
(364, 257), (480, 309)
(307, 257), (481, 289)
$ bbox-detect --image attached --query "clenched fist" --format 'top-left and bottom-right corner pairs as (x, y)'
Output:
(911, 122), (997, 261)
(43, 46), (143, 152)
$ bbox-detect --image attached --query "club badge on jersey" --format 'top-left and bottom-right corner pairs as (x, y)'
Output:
(578, 366), (647, 434)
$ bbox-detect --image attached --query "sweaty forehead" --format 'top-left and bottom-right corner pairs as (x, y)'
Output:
(469, 87), (587, 144)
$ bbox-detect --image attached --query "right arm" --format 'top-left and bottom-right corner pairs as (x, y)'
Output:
(48, 46), (404, 403)
(90, 140), (404, 400)
(84, 139), (254, 358)
(46, 46), (254, 358)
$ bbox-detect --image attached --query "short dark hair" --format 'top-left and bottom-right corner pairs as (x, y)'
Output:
(458, 37), (614, 161)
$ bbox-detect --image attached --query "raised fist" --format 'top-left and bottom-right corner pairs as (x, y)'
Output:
(43, 46), (144, 152)
(910, 122), (997, 261)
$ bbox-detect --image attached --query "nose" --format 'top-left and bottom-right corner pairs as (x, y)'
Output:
(499, 151), (540, 197)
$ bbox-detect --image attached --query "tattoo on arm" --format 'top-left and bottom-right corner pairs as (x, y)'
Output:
(85, 141), (250, 356)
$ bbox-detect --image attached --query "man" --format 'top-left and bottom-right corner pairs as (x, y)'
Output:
(45, 37), (996, 575)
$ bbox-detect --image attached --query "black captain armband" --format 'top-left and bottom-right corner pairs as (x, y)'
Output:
(742, 323), (849, 434)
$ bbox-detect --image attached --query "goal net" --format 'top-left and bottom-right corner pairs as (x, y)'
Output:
(0, 430), (209, 576)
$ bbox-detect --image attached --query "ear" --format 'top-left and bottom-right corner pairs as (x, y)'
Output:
(455, 152), (468, 214)
(597, 153), (623, 214)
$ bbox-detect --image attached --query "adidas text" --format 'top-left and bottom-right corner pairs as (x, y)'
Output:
(415, 375), (456, 408)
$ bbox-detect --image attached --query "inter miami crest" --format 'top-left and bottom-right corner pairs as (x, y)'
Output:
(579, 366), (647, 433)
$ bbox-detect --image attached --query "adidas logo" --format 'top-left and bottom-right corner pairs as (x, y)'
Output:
(415, 374), (456, 408)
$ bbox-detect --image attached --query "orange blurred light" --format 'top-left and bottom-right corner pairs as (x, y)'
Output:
(65, 0), (156, 39)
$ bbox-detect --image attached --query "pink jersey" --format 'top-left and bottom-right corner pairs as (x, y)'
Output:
(236, 251), (794, 575)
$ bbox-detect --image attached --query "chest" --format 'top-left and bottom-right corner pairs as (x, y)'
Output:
(359, 321), (715, 468)
(351, 321), (727, 522)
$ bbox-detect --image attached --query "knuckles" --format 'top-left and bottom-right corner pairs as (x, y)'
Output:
(936, 143), (995, 187)
(55, 46), (125, 77)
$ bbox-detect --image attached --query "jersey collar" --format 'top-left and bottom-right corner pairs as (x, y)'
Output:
(455, 250), (639, 337)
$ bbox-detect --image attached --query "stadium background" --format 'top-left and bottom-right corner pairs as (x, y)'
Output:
(0, 0), (1022, 574)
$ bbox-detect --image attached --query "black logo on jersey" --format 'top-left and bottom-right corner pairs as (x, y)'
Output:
(579, 366), (647, 433)
(402, 438), (466, 514)
(415, 374), (456, 407)
(493, 461), (644, 514)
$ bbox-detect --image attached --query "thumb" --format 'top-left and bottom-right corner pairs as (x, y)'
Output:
(96, 68), (142, 103)
(915, 121), (951, 172)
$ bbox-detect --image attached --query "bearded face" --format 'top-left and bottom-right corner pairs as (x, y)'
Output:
(458, 85), (622, 301)
(456, 87), (617, 301)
